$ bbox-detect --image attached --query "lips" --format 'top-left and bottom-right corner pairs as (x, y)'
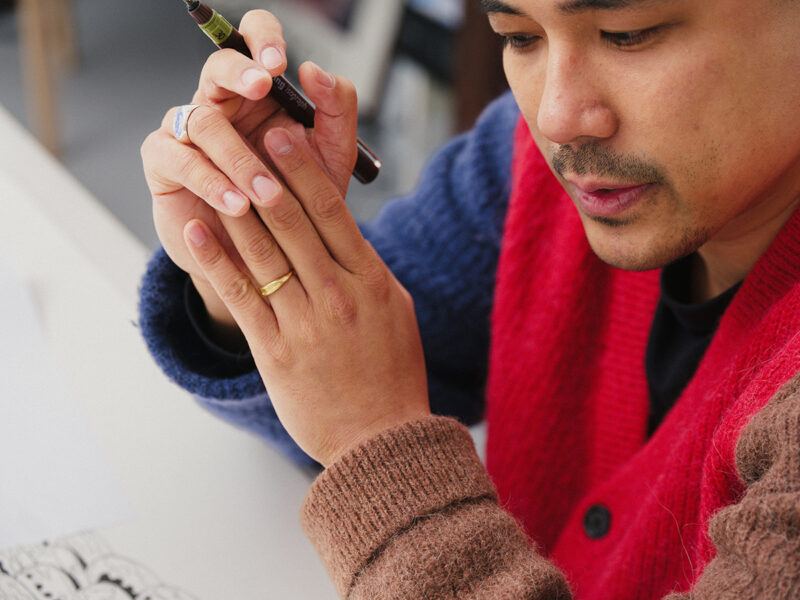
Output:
(567, 180), (655, 219)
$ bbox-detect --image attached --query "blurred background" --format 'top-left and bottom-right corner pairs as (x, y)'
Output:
(0, 0), (507, 250)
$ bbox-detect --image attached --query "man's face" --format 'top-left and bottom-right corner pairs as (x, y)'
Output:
(485, 0), (800, 270)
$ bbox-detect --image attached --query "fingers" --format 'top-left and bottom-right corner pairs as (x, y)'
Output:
(216, 209), (307, 318)
(297, 62), (359, 196)
(239, 10), (287, 74)
(249, 173), (341, 294)
(163, 105), (283, 209)
(168, 107), (341, 296)
(183, 219), (280, 344)
(193, 10), (287, 116)
(142, 129), (250, 217)
(263, 127), (371, 275)
(198, 48), (273, 104)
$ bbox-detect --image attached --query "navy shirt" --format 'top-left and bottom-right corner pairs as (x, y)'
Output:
(645, 253), (741, 436)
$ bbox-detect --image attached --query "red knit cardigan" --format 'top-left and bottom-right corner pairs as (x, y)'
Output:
(484, 118), (800, 599)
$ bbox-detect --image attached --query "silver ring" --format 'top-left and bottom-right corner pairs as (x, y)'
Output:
(172, 104), (201, 144)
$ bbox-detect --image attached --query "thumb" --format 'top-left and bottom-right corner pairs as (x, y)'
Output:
(297, 61), (359, 196)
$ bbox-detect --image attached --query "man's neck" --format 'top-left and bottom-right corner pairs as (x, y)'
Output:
(693, 195), (800, 303)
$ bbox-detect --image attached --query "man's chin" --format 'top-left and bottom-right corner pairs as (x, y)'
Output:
(582, 221), (709, 272)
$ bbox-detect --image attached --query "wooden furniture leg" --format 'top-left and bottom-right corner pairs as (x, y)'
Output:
(49, 0), (79, 71)
(18, 0), (61, 156)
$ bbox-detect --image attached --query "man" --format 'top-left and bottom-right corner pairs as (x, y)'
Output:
(138, 1), (800, 597)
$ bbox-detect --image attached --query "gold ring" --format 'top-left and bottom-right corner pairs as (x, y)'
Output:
(259, 271), (295, 297)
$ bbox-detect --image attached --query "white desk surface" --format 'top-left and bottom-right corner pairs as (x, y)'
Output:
(0, 105), (338, 599)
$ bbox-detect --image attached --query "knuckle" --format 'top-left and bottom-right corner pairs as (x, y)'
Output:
(228, 150), (259, 175)
(243, 233), (280, 267)
(174, 146), (197, 180)
(220, 275), (254, 309)
(321, 280), (358, 326)
(310, 187), (344, 224)
(202, 242), (227, 269)
(269, 202), (304, 233)
(190, 107), (223, 139)
(198, 171), (225, 201)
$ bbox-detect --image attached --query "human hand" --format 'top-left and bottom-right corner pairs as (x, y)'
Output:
(179, 119), (431, 467)
(140, 10), (357, 346)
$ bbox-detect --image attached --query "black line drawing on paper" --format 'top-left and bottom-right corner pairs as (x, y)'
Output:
(0, 531), (198, 600)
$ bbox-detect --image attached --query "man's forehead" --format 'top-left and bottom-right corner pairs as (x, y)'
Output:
(479, 0), (670, 16)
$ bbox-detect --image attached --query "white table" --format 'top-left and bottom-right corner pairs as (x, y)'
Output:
(0, 104), (338, 599)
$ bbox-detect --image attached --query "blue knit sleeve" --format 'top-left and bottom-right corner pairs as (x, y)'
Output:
(137, 92), (519, 468)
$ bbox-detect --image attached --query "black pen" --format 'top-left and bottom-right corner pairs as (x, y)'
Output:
(181, 0), (381, 184)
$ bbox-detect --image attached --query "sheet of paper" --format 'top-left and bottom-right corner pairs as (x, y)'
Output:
(0, 264), (131, 549)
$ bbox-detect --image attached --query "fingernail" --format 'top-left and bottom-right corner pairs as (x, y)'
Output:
(314, 63), (336, 89)
(260, 46), (283, 70)
(223, 191), (248, 214)
(187, 222), (207, 247)
(266, 129), (293, 156)
(252, 175), (280, 205)
(242, 68), (268, 87)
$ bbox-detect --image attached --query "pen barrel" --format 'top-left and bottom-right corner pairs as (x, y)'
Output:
(270, 76), (315, 128)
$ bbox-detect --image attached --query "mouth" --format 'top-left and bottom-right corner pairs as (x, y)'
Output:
(566, 180), (656, 219)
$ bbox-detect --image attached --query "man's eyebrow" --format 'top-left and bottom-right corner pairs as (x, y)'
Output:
(478, 0), (527, 16)
(478, 0), (664, 16)
(557, 0), (662, 15)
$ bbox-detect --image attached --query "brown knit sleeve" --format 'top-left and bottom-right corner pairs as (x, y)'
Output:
(664, 373), (800, 600)
(301, 374), (800, 599)
(300, 415), (572, 599)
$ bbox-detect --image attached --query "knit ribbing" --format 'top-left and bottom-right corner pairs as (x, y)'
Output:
(348, 499), (572, 599)
(302, 373), (800, 599)
(300, 416), (497, 598)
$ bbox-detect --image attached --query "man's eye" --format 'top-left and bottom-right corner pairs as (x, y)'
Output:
(498, 34), (540, 51)
(601, 26), (663, 49)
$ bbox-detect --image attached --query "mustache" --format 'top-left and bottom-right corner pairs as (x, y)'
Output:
(551, 142), (666, 185)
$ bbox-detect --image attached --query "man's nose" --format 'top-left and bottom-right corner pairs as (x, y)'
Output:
(536, 49), (618, 146)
